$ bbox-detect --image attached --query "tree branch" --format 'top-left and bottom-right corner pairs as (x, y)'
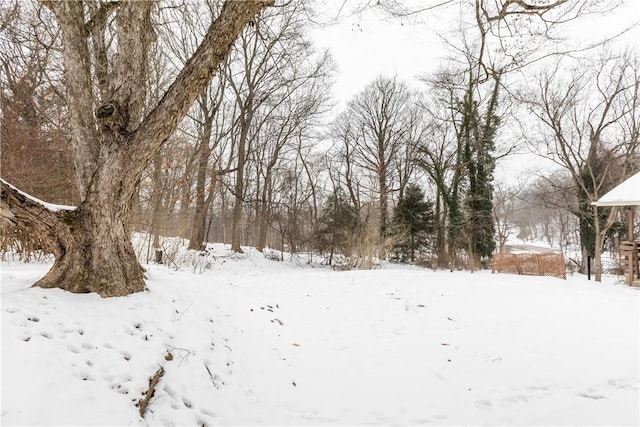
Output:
(0, 179), (75, 256)
(111, 1), (154, 129)
(128, 0), (274, 175)
(85, 1), (120, 33)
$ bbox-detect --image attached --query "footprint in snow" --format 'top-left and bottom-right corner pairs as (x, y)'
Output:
(577, 392), (607, 400)
(474, 399), (492, 409)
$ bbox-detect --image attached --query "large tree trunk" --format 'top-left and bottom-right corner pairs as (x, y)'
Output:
(2, 177), (144, 295)
(39, 211), (145, 295)
(2, 0), (273, 297)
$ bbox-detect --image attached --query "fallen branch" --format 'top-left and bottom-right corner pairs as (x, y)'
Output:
(136, 366), (165, 418)
(204, 362), (220, 388)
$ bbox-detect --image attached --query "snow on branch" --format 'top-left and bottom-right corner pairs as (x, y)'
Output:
(1, 179), (76, 214)
(1, 179), (76, 253)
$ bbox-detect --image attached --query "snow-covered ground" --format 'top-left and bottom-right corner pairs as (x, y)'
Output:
(2, 244), (639, 426)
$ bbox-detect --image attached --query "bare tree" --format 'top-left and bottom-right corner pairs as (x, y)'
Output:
(493, 181), (524, 252)
(522, 51), (640, 280)
(1, 0), (274, 296)
(327, 117), (365, 215)
(224, 1), (330, 252)
(333, 75), (418, 237)
(415, 87), (460, 266)
(154, 1), (234, 251)
(522, 174), (582, 253)
(251, 64), (331, 251)
(184, 80), (231, 250)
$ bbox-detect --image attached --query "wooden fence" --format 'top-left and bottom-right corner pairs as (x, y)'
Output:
(492, 253), (566, 280)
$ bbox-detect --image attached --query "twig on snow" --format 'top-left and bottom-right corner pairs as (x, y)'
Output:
(136, 366), (165, 418)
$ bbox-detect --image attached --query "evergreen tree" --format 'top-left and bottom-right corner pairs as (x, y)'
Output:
(393, 183), (434, 262)
(316, 189), (360, 265)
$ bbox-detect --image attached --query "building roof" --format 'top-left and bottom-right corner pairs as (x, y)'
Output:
(593, 172), (640, 207)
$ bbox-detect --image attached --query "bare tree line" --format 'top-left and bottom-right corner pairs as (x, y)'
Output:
(1, 0), (638, 296)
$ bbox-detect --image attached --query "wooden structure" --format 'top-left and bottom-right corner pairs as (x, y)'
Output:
(620, 240), (639, 286)
(593, 172), (640, 286)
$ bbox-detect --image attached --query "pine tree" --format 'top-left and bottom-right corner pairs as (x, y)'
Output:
(316, 189), (361, 265)
(392, 183), (434, 262)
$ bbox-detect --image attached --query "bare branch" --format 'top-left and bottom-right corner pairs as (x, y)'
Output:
(129, 0), (273, 174)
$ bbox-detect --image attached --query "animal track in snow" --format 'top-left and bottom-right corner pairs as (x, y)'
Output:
(577, 392), (607, 400)
(78, 371), (94, 381)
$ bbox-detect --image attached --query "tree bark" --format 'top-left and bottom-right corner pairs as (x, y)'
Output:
(2, 178), (144, 295)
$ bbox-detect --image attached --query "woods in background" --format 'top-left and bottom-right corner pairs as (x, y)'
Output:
(1, 0), (638, 296)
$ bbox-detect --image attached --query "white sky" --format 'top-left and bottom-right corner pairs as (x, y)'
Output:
(309, 0), (640, 183)
(309, 1), (450, 106)
(311, 0), (640, 106)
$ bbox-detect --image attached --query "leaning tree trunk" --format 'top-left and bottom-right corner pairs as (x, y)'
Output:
(1, 0), (273, 297)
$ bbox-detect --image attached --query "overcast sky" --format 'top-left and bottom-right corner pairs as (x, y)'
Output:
(310, 0), (640, 106)
(308, 0), (640, 182)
